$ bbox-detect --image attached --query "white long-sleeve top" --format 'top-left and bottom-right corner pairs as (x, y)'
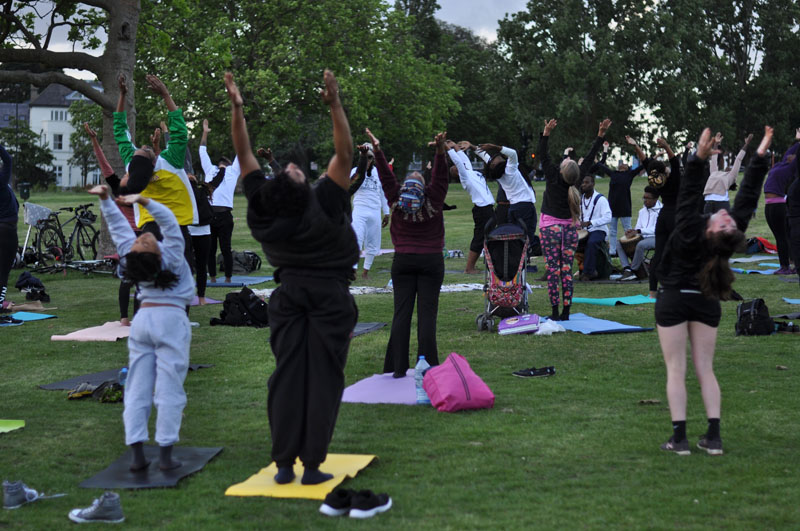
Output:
(633, 200), (662, 237)
(200, 145), (240, 208)
(351, 165), (390, 215)
(447, 148), (494, 207)
(703, 149), (745, 200)
(580, 191), (612, 235)
(100, 196), (195, 306)
(476, 146), (536, 204)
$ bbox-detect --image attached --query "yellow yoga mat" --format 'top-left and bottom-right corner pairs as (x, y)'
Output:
(0, 420), (25, 433)
(225, 454), (376, 500)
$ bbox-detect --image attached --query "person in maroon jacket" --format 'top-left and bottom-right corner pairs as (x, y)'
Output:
(367, 128), (449, 378)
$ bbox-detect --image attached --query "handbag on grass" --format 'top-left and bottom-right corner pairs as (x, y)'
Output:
(422, 353), (494, 412)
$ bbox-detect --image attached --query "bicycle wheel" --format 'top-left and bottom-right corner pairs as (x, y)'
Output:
(35, 224), (65, 267)
(75, 224), (99, 260)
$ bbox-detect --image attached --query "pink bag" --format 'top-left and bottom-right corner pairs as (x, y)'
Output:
(422, 353), (495, 412)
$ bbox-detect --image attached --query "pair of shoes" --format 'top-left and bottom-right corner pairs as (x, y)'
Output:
(697, 435), (724, 456)
(512, 366), (555, 378)
(660, 436), (691, 456)
(3, 480), (42, 509)
(319, 488), (392, 518)
(68, 491), (124, 524)
(774, 267), (794, 275)
(0, 315), (23, 325)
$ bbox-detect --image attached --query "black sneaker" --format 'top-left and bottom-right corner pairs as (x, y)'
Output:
(319, 488), (354, 517)
(512, 366), (555, 378)
(697, 435), (724, 456)
(349, 490), (392, 519)
(660, 436), (691, 456)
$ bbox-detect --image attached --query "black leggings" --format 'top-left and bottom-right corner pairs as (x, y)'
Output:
(765, 203), (791, 267)
(0, 221), (18, 307)
(191, 234), (211, 297)
(789, 217), (800, 279)
(208, 210), (234, 279)
(118, 279), (140, 320)
(650, 206), (676, 292)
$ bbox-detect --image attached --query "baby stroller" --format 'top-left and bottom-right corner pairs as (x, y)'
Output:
(476, 219), (529, 332)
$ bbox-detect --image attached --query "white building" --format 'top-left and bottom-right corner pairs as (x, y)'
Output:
(28, 83), (102, 188)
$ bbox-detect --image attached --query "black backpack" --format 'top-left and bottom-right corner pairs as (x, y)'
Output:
(218, 250), (262, 274)
(210, 287), (269, 328)
(735, 299), (774, 336)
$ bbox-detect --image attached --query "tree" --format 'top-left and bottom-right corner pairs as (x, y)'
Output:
(0, 117), (55, 189)
(68, 100), (102, 187)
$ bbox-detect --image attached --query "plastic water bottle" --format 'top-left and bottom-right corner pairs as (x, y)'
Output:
(415, 356), (431, 405)
(118, 368), (128, 387)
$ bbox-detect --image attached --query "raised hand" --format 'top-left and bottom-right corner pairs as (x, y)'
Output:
(743, 133), (753, 146)
(117, 74), (127, 95)
(478, 143), (500, 152)
(446, 139), (457, 150)
(224, 72), (244, 107)
(655, 137), (669, 149)
(257, 147), (274, 161)
(87, 184), (109, 200)
(696, 128), (714, 160)
(795, 127), (800, 141)
(203, 119), (210, 134)
(356, 144), (370, 155)
(625, 135), (637, 146)
(83, 122), (97, 138)
(150, 128), (162, 156)
(365, 127), (380, 150)
(145, 74), (168, 97)
(320, 69), (340, 106)
(434, 131), (447, 152)
(713, 132), (723, 146)
(598, 118), (612, 137)
(543, 118), (557, 136)
(160, 121), (168, 134)
(457, 140), (474, 151)
(757, 126), (774, 157)
(116, 194), (146, 206)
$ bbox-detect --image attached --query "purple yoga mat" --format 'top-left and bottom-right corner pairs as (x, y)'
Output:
(191, 296), (222, 306)
(342, 369), (416, 405)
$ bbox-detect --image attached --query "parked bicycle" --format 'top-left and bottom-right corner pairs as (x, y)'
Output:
(33, 203), (99, 267)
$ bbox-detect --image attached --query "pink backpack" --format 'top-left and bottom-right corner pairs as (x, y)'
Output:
(422, 353), (495, 412)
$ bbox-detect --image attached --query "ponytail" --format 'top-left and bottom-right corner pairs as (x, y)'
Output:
(698, 230), (746, 299)
(567, 185), (581, 224)
(560, 160), (582, 224)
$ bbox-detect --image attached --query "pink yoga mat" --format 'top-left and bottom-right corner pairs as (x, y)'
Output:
(342, 369), (416, 405)
(51, 321), (131, 342)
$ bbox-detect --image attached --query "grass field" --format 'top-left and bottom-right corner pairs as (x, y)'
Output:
(1, 177), (799, 530)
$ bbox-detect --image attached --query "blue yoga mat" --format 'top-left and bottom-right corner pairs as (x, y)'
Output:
(9, 312), (57, 321)
(783, 298), (800, 305)
(731, 268), (779, 275)
(207, 275), (273, 288)
(758, 262), (781, 268)
(557, 313), (653, 335)
(571, 295), (655, 306)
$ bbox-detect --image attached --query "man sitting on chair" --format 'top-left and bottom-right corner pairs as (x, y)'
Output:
(619, 186), (661, 280)
(579, 174), (612, 280)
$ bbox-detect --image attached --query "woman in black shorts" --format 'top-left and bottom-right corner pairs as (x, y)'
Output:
(655, 126), (772, 456)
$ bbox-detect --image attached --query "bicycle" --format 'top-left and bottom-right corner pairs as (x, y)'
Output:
(32, 258), (117, 276)
(33, 203), (99, 268)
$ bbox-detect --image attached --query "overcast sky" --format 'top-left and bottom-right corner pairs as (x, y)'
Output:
(435, 0), (529, 42)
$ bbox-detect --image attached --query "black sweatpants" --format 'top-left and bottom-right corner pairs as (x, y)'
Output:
(191, 234), (211, 297)
(649, 205), (676, 293)
(470, 205), (495, 253)
(765, 203), (791, 267)
(118, 279), (140, 320)
(0, 221), (18, 307)
(789, 217), (800, 280)
(267, 271), (357, 468)
(384, 252), (444, 375)
(208, 209), (234, 279)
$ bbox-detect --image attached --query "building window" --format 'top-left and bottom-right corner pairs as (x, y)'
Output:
(54, 165), (63, 185)
(53, 134), (63, 150)
(50, 110), (68, 121)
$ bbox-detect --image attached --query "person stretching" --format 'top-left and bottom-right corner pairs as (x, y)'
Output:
(763, 128), (800, 275)
(372, 128), (449, 378)
(349, 142), (390, 279)
(88, 185), (194, 471)
(0, 144), (18, 314)
(536, 119), (582, 320)
(656, 126), (772, 456)
(227, 70), (358, 485)
(449, 141), (495, 274)
(703, 134), (751, 214)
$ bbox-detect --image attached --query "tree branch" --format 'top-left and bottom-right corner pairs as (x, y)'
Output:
(0, 70), (112, 110)
(0, 10), (43, 49)
(0, 47), (101, 72)
(78, 0), (114, 11)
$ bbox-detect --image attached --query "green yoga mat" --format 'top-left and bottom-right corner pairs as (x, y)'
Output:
(571, 295), (656, 306)
(0, 420), (25, 433)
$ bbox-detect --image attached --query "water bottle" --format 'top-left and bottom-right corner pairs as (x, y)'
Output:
(415, 356), (431, 405)
(118, 367), (128, 387)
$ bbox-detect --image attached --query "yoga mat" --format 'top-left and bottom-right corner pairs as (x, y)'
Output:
(39, 364), (214, 391)
(4, 301), (57, 312)
(361, 249), (394, 257)
(0, 420), (25, 433)
(571, 295), (655, 306)
(80, 446), (223, 489)
(190, 296), (222, 306)
(225, 454), (376, 500)
(558, 313), (653, 335)
(730, 255), (774, 263)
(731, 268), (779, 275)
(51, 321), (130, 342)
(9, 312), (56, 321)
(352, 322), (387, 337)
(207, 275), (273, 288)
(758, 262), (781, 268)
(772, 312), (800, 319)
(342, 369), (416, 405)
(783, 298), (800, 305)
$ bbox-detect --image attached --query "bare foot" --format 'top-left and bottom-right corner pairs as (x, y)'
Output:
(120, 318), (131, 327)
(198, 297), (206, 306)
(225, 277), (232, 283)
(210, 277), (217, 284)
(361, 270), (369, 279)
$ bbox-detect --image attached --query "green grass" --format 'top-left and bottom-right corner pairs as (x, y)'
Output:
(2, 179), (799, 530)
